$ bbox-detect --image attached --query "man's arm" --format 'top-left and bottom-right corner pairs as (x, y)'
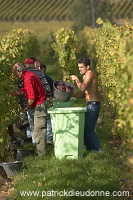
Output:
(70, 72), (93, 92)
(72, 91), (85, 98)
(10, 89), (25, 96)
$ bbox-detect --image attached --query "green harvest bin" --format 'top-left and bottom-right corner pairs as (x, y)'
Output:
(53, 97), (76, 108)
(48, 107), (86, 159)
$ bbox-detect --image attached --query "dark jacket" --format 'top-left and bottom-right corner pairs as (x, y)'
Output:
(45, 74), (53, 92)
(18, 68), (53, 108)
(26, 67), (52, 97)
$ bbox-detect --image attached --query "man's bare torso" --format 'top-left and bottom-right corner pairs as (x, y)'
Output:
(83, 70), (100, 102)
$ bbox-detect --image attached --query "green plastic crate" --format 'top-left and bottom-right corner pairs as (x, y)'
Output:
(48, 107), (86, 159)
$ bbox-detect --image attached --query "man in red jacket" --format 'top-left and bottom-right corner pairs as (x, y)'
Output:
(11, 63), (47, 156)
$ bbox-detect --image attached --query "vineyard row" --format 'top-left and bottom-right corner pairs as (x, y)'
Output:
(0, 0), (73, 21)
(0, 0), (132, 21)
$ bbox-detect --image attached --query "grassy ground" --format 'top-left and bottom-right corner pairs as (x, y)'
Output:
(8, 117), (124, 200)
(0, 21), (73, 40)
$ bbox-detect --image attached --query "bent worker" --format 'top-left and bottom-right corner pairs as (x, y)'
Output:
(10, 63), (47, 156)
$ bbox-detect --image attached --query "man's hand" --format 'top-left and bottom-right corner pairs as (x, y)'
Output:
(49, 97), (53, 107)
(70, 74), (87, 92)
(24, 99), (35, 111)
(70, 75), (81, 85)
(70, 75), (78, 81)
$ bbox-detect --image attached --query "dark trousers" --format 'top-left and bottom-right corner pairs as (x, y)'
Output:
(84, 102), (102, 151)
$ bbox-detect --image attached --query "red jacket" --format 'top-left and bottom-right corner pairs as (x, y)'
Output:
(22, 71), (46, 108)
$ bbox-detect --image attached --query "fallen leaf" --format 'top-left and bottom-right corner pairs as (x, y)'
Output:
(38, 182), (42, 187)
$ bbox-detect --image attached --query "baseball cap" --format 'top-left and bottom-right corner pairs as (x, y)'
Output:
(24, 59), (34, 64)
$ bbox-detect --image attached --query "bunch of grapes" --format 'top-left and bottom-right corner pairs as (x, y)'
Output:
(56, 82), (73, 92)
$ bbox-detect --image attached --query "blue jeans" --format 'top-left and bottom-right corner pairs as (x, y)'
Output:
(46, 114), (53, 142)
(84, 102), (102, 151)
(26, 126), (32, 138)
(27, 108), (35, 144)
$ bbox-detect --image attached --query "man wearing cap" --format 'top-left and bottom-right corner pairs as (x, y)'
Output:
(10, 63), (47, 156)
(24, 59), (52, 98)
(23, 59), (53, 144)
(34, 60), (54, 144)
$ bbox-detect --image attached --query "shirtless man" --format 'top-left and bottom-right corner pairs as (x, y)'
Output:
(70, 56), (102, 152)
